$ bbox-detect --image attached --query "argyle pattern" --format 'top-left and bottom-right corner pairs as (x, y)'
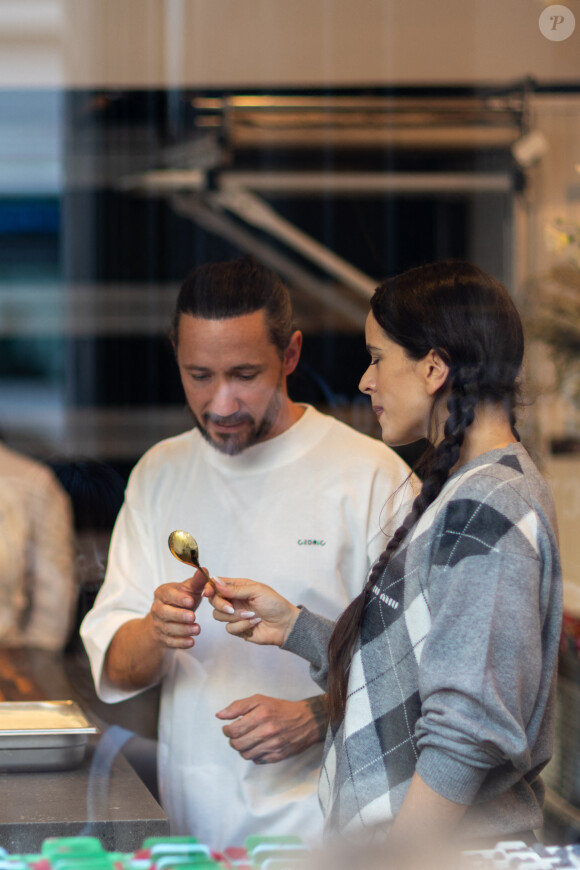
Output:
(319, 447), (560, 836)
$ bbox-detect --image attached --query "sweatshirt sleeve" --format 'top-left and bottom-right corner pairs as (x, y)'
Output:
(81, 468), (172, 703)
(281, 606), (335, 691)
(414, 486), (561, 805)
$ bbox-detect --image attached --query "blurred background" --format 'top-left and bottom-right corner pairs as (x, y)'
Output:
(0, 0), (579, 841)
(2, 0), (578, 467)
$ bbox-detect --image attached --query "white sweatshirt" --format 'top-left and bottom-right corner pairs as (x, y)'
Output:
(81, 405), (414, 850)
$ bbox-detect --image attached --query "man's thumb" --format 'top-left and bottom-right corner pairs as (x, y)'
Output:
(183, 569), (211, 597)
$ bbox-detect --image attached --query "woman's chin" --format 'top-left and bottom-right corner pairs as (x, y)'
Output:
(381, 429), (419, 449)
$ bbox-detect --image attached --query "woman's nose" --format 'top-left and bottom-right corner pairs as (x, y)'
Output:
(359, 366), (375, 394)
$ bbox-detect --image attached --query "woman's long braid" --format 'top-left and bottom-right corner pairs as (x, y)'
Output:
(326, 365), (481, 725)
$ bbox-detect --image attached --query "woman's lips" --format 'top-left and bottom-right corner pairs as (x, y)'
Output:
(372, 406), (383, 418)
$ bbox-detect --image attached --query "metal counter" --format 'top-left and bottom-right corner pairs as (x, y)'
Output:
(0, 648), (169, 853)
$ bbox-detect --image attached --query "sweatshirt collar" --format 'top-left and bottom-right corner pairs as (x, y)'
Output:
(200, 404), (333, 475)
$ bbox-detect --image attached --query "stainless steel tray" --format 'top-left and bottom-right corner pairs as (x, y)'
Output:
(0, 700), (99, 771)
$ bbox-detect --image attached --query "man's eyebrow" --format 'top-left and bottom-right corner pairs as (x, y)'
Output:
(180, 363), (265, 372)
(230, 364), (264, 372)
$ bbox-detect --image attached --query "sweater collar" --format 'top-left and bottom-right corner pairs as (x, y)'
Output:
(449, 441), (526, 477)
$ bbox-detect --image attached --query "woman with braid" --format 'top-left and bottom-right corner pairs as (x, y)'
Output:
(203, 261), (562, 852)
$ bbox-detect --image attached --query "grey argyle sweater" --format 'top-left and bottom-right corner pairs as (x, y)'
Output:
(283, 444), (562, 842)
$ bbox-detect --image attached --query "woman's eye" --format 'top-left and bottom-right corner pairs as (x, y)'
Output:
(370, 358), (380, 366)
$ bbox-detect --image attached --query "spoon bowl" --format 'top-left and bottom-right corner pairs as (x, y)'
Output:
(168, 530), (216, 590)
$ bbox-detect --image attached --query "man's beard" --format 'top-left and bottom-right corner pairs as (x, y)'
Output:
(189, 388), (283, 456)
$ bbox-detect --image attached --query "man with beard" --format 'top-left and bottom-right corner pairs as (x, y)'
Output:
(81, 255), (413, 851)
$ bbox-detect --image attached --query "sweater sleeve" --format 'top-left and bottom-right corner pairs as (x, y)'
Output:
(281, 606), (335, 691)
(414, 486), (561, 805)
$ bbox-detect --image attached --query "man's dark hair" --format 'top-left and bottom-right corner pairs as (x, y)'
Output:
(171, 255), (295, 357)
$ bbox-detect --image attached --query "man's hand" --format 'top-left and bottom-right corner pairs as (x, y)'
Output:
(104, 572), (212, 690)
(150, 571), (211, 649)
(216, 694), (329, 764)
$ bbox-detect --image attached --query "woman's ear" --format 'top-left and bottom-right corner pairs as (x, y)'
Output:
(423, 349), (450, 396)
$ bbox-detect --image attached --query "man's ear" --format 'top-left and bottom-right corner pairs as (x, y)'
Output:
(423, 349), (449, 396)
(283, 330), (303, 376)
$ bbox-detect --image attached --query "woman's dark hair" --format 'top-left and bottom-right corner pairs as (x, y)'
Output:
(170, 255), (295, 358)
(327, 260), (525, 725)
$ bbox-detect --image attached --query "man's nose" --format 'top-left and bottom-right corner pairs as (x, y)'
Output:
(208, 379), (239, 416)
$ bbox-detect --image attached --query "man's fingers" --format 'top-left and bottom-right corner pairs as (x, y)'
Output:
(217, 696), (269, 739)
(158, 634), (197, 650)
(225, 722), (277, 754)
(183, 569), (214, 598)
(216, 697), (259, 720)
(153, 599), (196, 625)
(157, 617), (200, 637)
(221, 712), (261, 740)
(234, 738), (285, 763)
(156, 580), (200, 612)
(151, 618), (200, 649)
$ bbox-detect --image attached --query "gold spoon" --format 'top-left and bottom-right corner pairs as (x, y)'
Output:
(168, 530), (217, 592)
(167, 530), (253, 639)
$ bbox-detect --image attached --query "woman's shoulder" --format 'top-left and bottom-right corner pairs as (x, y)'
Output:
(396, 446), (559, 589)
(431, 444), (557, 548)
(447, 444), (548, 503)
